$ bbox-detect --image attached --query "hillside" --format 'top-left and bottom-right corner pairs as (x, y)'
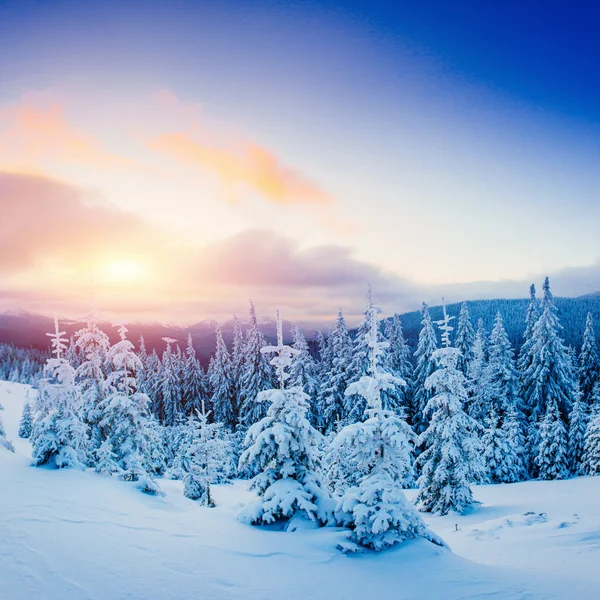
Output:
(2, 381), (600, 599)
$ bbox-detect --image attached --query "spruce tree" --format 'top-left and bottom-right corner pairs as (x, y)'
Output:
(100, 323), (161, 494)
(31, 318), (88, 469)
(517, 283), (540, 378)
(568, 387), (588, 475)
(74, 309), (110, 454)
(455, 302), (475, 374)
(535, 396), (569, 480)
(182, 334), (208, 415)
(239, 311), (331, 527)
(18, 400), (34, 439)
(416, 303), (484, 515)
(522, 278), (576, 475)
(289, 324), (319, 425)
(160, 338), (182, 426)
(412, 303), (438, 434)
(382, 314), (414, 417)
(320, 310), (353, 433)
(465, 319), (488, 424)
(208, 323), (236, 428)
(0, 407), (14, 452)
(582, 383), (600, 476)
(346, 291), (383, 424)
(579, 313), (600, 407)
(239, 302), (274, 427)
(332, 307), (439, 551)
(231, 316), (246, 411)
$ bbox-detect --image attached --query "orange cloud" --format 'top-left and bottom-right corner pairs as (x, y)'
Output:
(0, 101), (132, 171)
(148, 129), (331, 205)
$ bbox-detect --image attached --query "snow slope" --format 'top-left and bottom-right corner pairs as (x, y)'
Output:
(1, 381), (599, 600)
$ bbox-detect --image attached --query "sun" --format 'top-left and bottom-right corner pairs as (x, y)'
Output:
(100, 259), (146, 284)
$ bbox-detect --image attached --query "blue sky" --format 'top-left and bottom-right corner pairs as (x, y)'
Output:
(0, 0), (598, 322)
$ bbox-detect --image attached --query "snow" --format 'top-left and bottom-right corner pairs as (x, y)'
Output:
(1, 381), (600, 599)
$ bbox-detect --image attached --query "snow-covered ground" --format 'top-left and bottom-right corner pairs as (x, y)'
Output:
(1, 381), (599, 600)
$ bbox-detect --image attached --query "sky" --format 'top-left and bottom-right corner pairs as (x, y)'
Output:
(0, 0), (599, 324)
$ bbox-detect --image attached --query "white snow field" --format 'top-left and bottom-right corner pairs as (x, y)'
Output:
(1, 381), (599, 600)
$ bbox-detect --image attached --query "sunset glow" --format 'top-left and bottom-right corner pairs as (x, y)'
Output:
(0, 1), (598, 324)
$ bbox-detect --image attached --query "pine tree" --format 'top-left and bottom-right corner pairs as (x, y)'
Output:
(535, 396), (569, 480)
(0, 407), (14, 452)
(416, 303), (484, 515)
(239, 302), (274, 427)
(522, 278), (576, 474)
(99, 323), (161, 495)
(568, 388), (588, 475)
(320, 310), (354, 433)
(181, 403), (232, 505)
(18, 400), (34, 439)
(289, 324), (319, 426)
(74, 309), (110, 454)
(231, 315), (246, 411)
(31, 318), (88, 469)
(332, 307), (440, 551)
(455, 302), (475, 374)
(482, 405), (526, 483)
(315, 329), (333, 432)
(579, 313), (600, 407)
(239, 311), (331, 527)
(465, 319), (488, 423)
(209, 323), (237, 428)
(382, 314), (414, 417)
(582, 383), (600, 476)
(412, 303), (438, 434)
(182, 334), (208, 415)
(517, 283), (540, 378)
(346, 291), (383, 424)
(160, 338), (182, 426)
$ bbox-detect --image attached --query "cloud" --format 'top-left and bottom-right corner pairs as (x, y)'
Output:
(0, 100), (132, 171)
(149, 132), (332, 205)
(2, 170), (599, 325)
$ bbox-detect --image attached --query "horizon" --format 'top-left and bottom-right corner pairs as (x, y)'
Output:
(1, 0), (599, 323)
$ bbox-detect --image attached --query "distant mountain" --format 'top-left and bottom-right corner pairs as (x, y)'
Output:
(0, 312), (319, 368)
(1, 292), (598, 366)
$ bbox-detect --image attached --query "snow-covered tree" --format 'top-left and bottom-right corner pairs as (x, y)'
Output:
(416, 303), (484, 515)
(74, 308), (110, 453)
(18, 399), (34, 439)
(0, 407), (14, 452)
(382, 314), (414, 417)
(181, 403), (232, 505)
(535, 396), (569, 480)
(182, 334), (208, 415)
(239, 311), (331, 527)
(522, 278), (576, 475)
(465, 319), (488, 424)
(455, 302), (475, 374)
(412, 303), (438, 434)
(345, 289), (379, 424)
(239, 302), (274, 427)
(320, 310), (354, 433)
(482, 404), (526, 483)
(579, 313), (600, 408)
(231, 315), (246, 411)
(208, 323), (236, 428)
(568, 387), (588, 475)
(160, 338), (182, 426)
(332, 307), (439, 551)
(582, 384), (600, 476)
(289, 323), (319, 425)
(31, 318), (88, 469)
(517, 283), (540, 378)
(99, 323), (161, 495)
